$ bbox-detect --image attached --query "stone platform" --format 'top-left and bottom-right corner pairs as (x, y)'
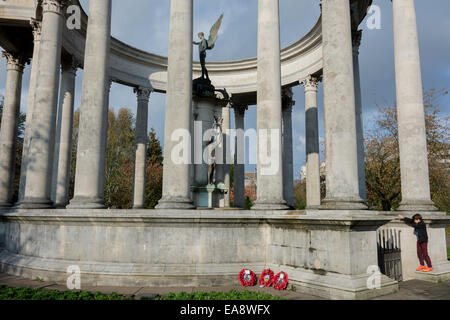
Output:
(0, 208), (448, 300)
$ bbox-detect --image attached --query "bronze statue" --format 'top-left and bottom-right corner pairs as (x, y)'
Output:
(207, 116), (223, 185)
(193, 14), (223, 81)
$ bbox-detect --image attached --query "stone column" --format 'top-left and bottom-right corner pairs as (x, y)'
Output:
(352, 29), (367, 202)
(321, 0), (366, 210)
(68, 0), (112, 209)
(0, 53), (27, 207)
(51, 57), (78, 208)
(392, 0), (436, 211)
(19, 19), (42, 202)
(19, 0), (67, 208)
(156, 0), (194, 209)
(233, 106), (246, 209)
(303, 75), (321, 208)
(282, 88), (295, 208)
(132, 86), (152, 209)
(222, 104), (231, 207)
(253, 0), (288, 210)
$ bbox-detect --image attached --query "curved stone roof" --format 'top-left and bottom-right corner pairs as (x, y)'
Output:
(0, 0), (371, 98)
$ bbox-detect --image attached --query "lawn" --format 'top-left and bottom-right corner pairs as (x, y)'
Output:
(0, 286), (283, 301)
(0, 285), (132, 300)
(154, 290), (284, 300)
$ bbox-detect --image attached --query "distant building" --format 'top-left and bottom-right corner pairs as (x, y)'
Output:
(300, 161), (326, 181)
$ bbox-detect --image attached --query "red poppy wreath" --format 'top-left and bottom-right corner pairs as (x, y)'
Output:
(259, 269), (275, 287)
(273, 271), (289, 290)
(238, 269), (257, 287)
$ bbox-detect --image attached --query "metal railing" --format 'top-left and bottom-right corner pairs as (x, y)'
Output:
(377, 228), (403, 281)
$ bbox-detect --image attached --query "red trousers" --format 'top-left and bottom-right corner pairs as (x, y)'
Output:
(417, 241), (432, 268)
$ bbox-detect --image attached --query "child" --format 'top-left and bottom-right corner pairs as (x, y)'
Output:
(398, 214), (433, 272)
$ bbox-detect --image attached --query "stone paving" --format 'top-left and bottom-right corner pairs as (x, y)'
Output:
(0, 272), (449, 300)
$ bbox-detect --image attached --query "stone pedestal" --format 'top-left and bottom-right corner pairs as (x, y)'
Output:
(191, 89), (229, 208)
(0, 208), (409, 300)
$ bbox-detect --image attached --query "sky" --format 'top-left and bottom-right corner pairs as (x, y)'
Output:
(1, 0), (449, 180)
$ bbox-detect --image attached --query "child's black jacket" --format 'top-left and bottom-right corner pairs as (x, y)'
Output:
(402, 217), (428, 243)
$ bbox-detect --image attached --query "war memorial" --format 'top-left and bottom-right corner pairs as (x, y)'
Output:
(0, 0), (448, 300)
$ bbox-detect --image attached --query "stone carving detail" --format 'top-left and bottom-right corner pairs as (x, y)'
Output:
(352, 29), (363, 55)
(2, 52), (28, 72)
(41, 0), (69, 15)
(303, 75), (321, 92)
(282, 87), (295, 111)
(134, 86), (153, 102)
(30, 19), (43, 42)
(61, 56), (81, 75)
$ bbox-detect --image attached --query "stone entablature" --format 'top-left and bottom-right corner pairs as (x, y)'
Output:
(0, 0), (369, 96)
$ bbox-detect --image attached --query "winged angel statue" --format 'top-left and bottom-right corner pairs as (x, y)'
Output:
(193, 14), (224, 81)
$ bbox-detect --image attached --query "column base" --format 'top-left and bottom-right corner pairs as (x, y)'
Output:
(0, 202), (13, 208)
(397, 200), (438, 211)
(155, 196), (195, 209)
(66, 196), (107, 209)
(251, 200), (290, 210)
(320, 197), (367, 210)
(306, 204), (321, 209)
(16, 197), (54, 209)
(53, 203), (68, 209)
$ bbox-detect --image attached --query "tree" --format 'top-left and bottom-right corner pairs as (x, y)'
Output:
(365, 89), (449, 211)
(145, 128), (163, 208)
(69, 108), (164, 209)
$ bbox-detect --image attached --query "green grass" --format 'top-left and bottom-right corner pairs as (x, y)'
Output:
(0, 285), (132, 300)
(0, 286), (284, 301)
(154, 289), (285, 300)
(447, 246), (450, 261)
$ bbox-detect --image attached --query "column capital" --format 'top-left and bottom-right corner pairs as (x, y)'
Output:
(41, 0), (69, 15)
(134, 86), (153, 103)
(2, 52), (29, 72)
(232, 104), (247, 116)
(352, 29), (363, 55)
(302, 75), (321, 92)
(282, 87), (295, 111)
(61, 56), (81, 76)
(106, 78), (116, 94)
(30, 18), (43, 43)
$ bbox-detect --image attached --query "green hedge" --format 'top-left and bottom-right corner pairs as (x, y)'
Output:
(0, 286), (284, 301)
(155, 289), (284, 300)
(0, 285), (132, 300)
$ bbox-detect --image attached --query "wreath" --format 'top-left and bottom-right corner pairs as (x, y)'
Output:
(259, 269), (275, 287)
(273, 271), (289, 290)
(238, 269), (257, 287)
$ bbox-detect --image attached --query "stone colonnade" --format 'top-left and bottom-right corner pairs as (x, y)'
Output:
(0, 0), (437, 212)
